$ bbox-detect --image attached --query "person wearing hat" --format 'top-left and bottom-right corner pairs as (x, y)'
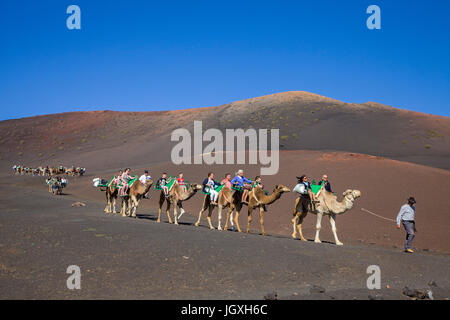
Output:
(396, 197), (417, 253)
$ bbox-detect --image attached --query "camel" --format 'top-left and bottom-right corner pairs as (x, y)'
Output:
(104, 182), (118, 214)
(246, 185), (291, 235)
(37, 166), (48, 176)
(120, 178), (153, 218)
(195, 186), (234, 230)
(76, 167), (86, 176)
(222, 188), (249, 232)
(157, 181), (202, 225)
(126, 178), (153, 218)
(292, 187), (361, 245)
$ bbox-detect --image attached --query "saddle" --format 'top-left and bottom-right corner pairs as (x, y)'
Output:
(202, 184), (224, 195)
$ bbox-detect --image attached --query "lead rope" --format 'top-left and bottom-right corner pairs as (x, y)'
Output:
(361, 208), (396, 222)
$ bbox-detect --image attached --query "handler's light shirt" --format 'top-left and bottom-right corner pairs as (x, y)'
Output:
(396, 204), (415, 225)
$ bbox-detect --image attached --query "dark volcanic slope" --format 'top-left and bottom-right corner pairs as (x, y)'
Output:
(0, 91), (449, 171)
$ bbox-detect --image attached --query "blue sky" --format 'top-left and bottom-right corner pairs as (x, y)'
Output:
(0, 0), (449, 120)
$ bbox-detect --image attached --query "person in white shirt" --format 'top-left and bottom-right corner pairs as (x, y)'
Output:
(139, 170), (152, 199)
(293, 175), (316, 213)
(396, 197), (417, 253)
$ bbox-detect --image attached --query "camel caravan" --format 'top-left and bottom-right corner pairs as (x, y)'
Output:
(12, 165), (86, 176)
(46, 176), (68, 195)
(94, 169), (361, 246)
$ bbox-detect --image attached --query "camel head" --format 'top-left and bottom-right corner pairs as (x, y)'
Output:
(273, 184), (291, 194)
(342, 189), (361, 201)
(190, 183), (203, 191)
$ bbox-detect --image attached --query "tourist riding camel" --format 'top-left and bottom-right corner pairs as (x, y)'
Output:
(118, 168), (132, 197)
(139, 170), (152, 199)
(231, 169), (252, 204)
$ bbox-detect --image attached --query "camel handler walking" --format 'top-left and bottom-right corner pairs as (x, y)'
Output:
(396, 197), (417, 253)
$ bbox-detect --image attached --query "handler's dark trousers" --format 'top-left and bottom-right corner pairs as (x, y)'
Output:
(402, 220), (415, 250)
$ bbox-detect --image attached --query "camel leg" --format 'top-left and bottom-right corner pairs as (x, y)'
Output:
(217, 206), (223, 231)
(297, 212), (308, 241)
(259, 207), (266, 236)
(157, 195), (164, 223)
(130, 196), (139, 218)
(329, 214), (343, 246)
(173, 202), (179, 225)
(224, 208), (231, 230)
(195, 207), (205, 227)
(206, 205), (215, 230)
(291, 198), (300, 238)
(230, 211), (235, 230)
(246, 206), (253, 233)
(314, 212), (323, 243)
(292, 213), (299, 239)
(234, 210), (242, 233)
(121, 198), (127, 217)
(126, 198), (132, 217)
(166, 202), (173, 224)
(177, 202), (185, 220)
(125, 198), (130, 217)
(104, 193), (110, 213)
(157, 207), (162, 223)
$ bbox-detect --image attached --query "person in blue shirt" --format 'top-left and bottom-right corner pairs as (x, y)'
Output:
(231, 169), (252, 204)
(396, 197), (417, 253)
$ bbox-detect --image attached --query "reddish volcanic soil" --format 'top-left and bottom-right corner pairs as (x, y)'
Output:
(37, 150), (450, 254)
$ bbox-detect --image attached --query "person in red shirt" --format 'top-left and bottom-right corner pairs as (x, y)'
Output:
(177, 172), (187, 192)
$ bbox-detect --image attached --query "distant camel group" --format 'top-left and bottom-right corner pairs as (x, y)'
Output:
(97, 175), (361, 245)
(13, 165), (86, 177)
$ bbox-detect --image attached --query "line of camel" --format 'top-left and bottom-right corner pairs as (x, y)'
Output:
(102, 177), (361, 246)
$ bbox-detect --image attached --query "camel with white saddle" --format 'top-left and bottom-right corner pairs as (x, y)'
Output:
(292, 187), (361, 245)
(157, 182), (202, 225)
